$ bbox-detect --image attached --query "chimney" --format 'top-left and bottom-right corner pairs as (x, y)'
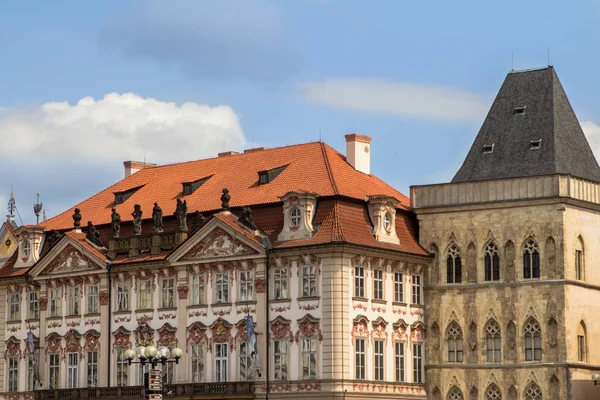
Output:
(345, 133), (371, 174)
(123, 161), (157, 178)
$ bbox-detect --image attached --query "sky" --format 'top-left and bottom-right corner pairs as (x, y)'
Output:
(2, 0), (600, 225)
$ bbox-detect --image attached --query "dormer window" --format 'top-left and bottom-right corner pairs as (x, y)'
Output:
(277, 192), (317, 242)
(482, 144), (494, 154)
(513, 106), (526, 115)
(366, 196), (400, 245)
(383, 212), (392, 233)
(182, 175), (212, 196)
(114, 186), (143, 205)
(529, 139), (542, 150)
(290, 207), (301, 228)
(258, 165), (289, 185)
(22, 240), (31, 257)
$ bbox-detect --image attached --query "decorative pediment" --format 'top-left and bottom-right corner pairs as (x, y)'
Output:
(134, 323), (155, 347)
(235, 319), (248, 342)
(296, 314), (323, 342)
(113, 326), (131, 351)
(5, 336), (21, 359)
(84, 330), (100, 351)
(187, 322), (207, 346)
(46, 332), (63, 356)
(183, 228), (257, 260)
(270, 316), (294, 342)
(65, 329), (83, 357)
(210, 318), (233, 343)
(157, 323), (178, 347)
(43, 245), (101, 275)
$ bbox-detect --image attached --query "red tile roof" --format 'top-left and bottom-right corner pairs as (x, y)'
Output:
(0, 252), (27, 278)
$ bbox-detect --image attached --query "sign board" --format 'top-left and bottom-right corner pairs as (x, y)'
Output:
(149, 394), (162, 400)
(148, 369), (162, 391)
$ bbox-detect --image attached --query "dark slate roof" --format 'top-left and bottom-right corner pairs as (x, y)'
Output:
(452, 66), (600, 183)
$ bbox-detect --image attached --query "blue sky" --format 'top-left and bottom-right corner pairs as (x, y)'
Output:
(2, 0), (600, 224)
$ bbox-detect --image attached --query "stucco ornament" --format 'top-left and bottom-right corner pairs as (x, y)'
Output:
(184, 228), (255, 259)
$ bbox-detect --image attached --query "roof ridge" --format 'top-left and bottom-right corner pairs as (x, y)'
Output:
(320, 142), (339, 195)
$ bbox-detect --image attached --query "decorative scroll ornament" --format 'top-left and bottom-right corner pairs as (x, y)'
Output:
(65, 329), (83, 359)
(46, 333), (63, 356)
(113, 327), (132, 351)
(46, 246), (98, 273)
(177, 285), (189, 299)
(5, 337), (22, 359)
(157, 324), (178, 346)
(271, 316), (294, 343)
(295, 314), (323, 342)
(134, 324), (155, 347)
(183, 228), (255, 260)
(187, 322), (208, 346)
(84, 330), (100, 351)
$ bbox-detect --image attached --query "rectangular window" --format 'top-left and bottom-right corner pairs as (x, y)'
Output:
(273, 340), (288, 380)
(9, 293), (20, 321)
(50, 288), (61, 317)
(373, 269), (384, 300)
(29, 291), (39, 319)
(87, 351), (98, 387)
(273, 268), (288, 299)
(161, 278), (175, 308)
(116, 349), (129, 386)
(486, 336), (501, 363)
(525, 335), (542, 361)
(214, 343), (228, 382)
(578, 335), (585, 362)
(301, 338), (317, 380)
(67, 353), (78, 388)
(355, 338), (366, 380)
(413, 343), (423, 383)
(412, 275), (421, 305)
(191, 274), (205, 305)
(239, 342), (252, 381)
(8, 357), (18, 392)
(302, 265), (317, 297)
(374, 339), (384, 381)
(239, 271), (254, 302)
(191, 344), (203, 383)
(395, 342), (405, 382)
(354, 266), (365, 297)
(49, 353), (60, 389)
(28, 354), (36, 391)
(139, 280), (152, 309)
(117, 283), (129, 312)
(161, 362), (174, 384)
(87, 285), (99, 314)
(216, 273), (229, 303)
(68, 287), (80, 315)
(394, 272), (404, 302)
(576, 250), (583, 280)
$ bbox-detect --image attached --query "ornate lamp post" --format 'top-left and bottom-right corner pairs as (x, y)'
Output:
(124, 345), (183, 368)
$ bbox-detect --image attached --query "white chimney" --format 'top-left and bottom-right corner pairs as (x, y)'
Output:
(123, 161), (157, 178)
(345, 133), (372, 174)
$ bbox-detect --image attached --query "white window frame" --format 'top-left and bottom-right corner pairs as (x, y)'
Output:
(49, 288), (61, 317)
(9, 293), (20, 321)
(413, 343), (423, 383)
(8, 357), (19, 392)
(116, 282), (129, 312)
(49, 353), (60, 389)
(67, 352), (78, 388)
(412, 275), (422, 305)
(28, 353), (36, 391)
(191, 274), (205, 305)
(301, 338), (317, 380)
(29, 291), (39, 319)
(214, 343), (228, 382)
(301, 265), (317, 297)
(116, 349), (129, 386)
(290, 207), (302, 227)
(394, 272), (404, 302)
(215, 273), (229, 303)
(23, 240), (31, 257)
(395, 341), (405, 382)
(138, 279), (152, 310)
(68, 286), (80, 316)
(355, 338), (366, 380)
(273, 340), (288, 381)
(373, 269), (384, 300)
(273, 268), (288, 300)
(239, 341), (252, 381)
(87, 285), (99, 314)
(87, 350), (98, 387)
(191, 344), (203, 383)
(239, 270), (254, 302)
(374, 339), (384, 381)
(161, 362), (174, 384)
(354, 266), (365, 298)
(161, 278), (175, 308)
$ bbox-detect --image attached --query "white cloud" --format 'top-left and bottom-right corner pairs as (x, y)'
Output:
(582, 120), (600, 159)
(0, 93), (246, 164)
(302, 79), (490, 122)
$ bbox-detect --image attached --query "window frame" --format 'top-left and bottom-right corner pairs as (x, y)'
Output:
(412, 275), (422, 305)
(161, 277), (175, 308)
(301, 265), (317, 298)
(273, 268), (288, 300)
(395, 341), (405, 382)
(575, 249), (584, 280)
(29, 290), (39, 319)
(578, 334), (586, 362)
(373, 269), (384, 300)
(87, 350), (98, 387)
(214, 343), (229, 383)
(273, 340), (288, 381)
(374, 339), (385, 381)
(239, 270), (254, 302)
(215, 272), (229, 303)
(355, 338), (366, 380)
(87, 285), (99, 314)
(49, 352), (60, 389)
(138, 279), (152, 310)
(67, 352), (79, 388)
(49, 288), (61, 317)
(190, 274), (205, 305)
(354, 266), (365, 298)
(191, 344), (203, 383)
(116, 282), (130, 312)
(301, 338), (317, 380)
(523, 240), (540, 279)
(9, 292), (20, 321)
(239, 341), (253, 381)
(290, 207), (301, 227)
(524, 318), (542, 362)
(484, 242), (500, 282)
(67, 286), (80, 316)
(413, 343), (423, 383)
(116, 349), (129, 386)
(485, 320), (501, 363)
(394, 272), (403, 303)
(8, 356), (19, 392)
(446, 322), (464, 363)
(446, 244), (462, 284)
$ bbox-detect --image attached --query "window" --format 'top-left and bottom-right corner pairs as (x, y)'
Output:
(116, 349), (129, 386)
(87, 351), (98, 387)
(290, 207), (301, 227)
(191, 274), (205, 305)
(161, 278), (175, 308)
(29, 291), (39, 319)
(239, 271), (253, 302)
(49, 288), (61, 317)
(575, 249), (584, 281)
(9, 293), (20, 320)
(448, 386), (464, 400)
(484, 242), (500, 281)
(67, 352), (78, 388)
(239, 342), (252, 381)
(273, 269), (288, 299)
(214, 343), (228, 382)
(87, 285), (99, 314)
(257, 165), (288, 185)
(412, 275), (422, 305)
(523, 240), (540, 279)
(374, 339), (384, 381)
(355, 338), (366, 380)
(273, 340), (288, 380)
(139, 280), (152, 309)
(513, 106), (526, 115)
(577, 321), (587, 362)
(524, 318), (542, 361)
(413, 343), (423, 383)
(302, 338), (317, 380)
(161, 362), (174, 385)
(191, 344), (203, 383)
(383, 212), (392, 232)
(301, 265), (317, 297)
(49, 353), (60, 389)
(529, 139), (542, 150)
(8, 357), (18, 392)
(373, 269), (384, 300)
(28, 353), (36, 391)
(23, 240), (31, 257)
(259, 173), (268, 185)
(394, 272), (403, 302)
(447, 322), (464, 363)
(482, 143), (495, 153)
(485, 320), (501, 363)
(215, 273), (229, 303)
(116, 282), (129, 311)
(486, 383), (502, 400)
(68, 287), (80, 315)
(354, 266), (365, 298)
(446, 244), (462, 284)
(181, 176), (212, 196)
(395, 342), (405, 382)
(524, 382), (543, 400)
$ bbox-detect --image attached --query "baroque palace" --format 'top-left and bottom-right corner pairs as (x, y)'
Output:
(1, 66), (599, 400)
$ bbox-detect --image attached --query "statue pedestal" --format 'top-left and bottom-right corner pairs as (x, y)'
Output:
(108, 239), (117, 259)
(175, 231), (188, 246)
(129, 236), (140, 257)
(151, 234), (162, 255)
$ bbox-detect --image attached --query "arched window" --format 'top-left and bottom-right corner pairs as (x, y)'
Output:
(524, 318), (542, 361)
(22, 240), (31, 257)
(523, 240), (540, 279)
(485, 319), (501, 362)
(446, 322), (463, 363)
(447, 386), (464, 400)
(447, 244), (462, 284)
(575, 236), (584, 281)
(577, 321), (587, 362)
(484, 242), (500, 281)
(485, 383), (502, 400)
(524, 382), (542, 400)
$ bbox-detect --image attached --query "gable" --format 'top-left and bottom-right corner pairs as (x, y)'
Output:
(0, 224), (17, 259)
(34, 243), (104, 277)
(182, 227), (258, 260)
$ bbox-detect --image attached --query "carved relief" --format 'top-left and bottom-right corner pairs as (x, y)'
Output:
(210, 318), (233, 347)
(183, 228), (256, 260)
(157, 324), (178, 346)
(177, 285), (189, 299)
(505, 321), (517, 363)
(134, 324), (155, 347)
(351, 315), (370, 341)
(370, 317), (388, 344)
(271, 316), (294, 343)
(187, 322), (208, 347)
(65, 329), (83, 359)
(235, 319), (248, 342)
(113, 327), (131, 351)
(99, 291), (109, 306)
(84, 330), (100, 351)
(295, 314), (323, 342)
(46, 333), (63, 357)
(5, 337), (21, 359)
(255, 278), (266, 293)
(46, 246), (98, 273)
(411, 321), (425, 341)
(39, 297), (48, 311)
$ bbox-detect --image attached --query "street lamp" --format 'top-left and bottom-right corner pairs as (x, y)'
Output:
(125, 345), (183, 368)
(593, 374), (599, 386)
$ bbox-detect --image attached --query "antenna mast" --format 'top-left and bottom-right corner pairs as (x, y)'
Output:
(33, 193), (43, 225)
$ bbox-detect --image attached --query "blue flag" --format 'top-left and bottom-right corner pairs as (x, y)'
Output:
(27, 332), (40, 386)
(244, 316), (260, 372)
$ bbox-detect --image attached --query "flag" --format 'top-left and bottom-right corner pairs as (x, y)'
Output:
(244, 316), (260, 372)
(27, 332), (40, 386)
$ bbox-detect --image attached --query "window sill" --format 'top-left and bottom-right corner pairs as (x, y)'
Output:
(46, 316), (62, 321)
(6, 320), (21, 324)
(26, 318), (40, 323)
(392, 302), (408, 307)
(211, 303), (232, 307)
(187, 304), (208, 309)
(269, 298), (291, 303)
(135, 309), (154, 313)
(65, 314), (81, 318)
(158, 307), (177, 312)
(371, 299), (387, 305)
(84, 313), (101, 317)
(411, 304), (424, 309)
(352, 297), (368, 302)
(236, 300), (257, 306)
(298, 296), (320, 302)
(113, 310), (131, 315)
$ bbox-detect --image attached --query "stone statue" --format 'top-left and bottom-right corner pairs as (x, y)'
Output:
(132, 204), (143, 235)
(152, 202), (163, 233)
(191, 210), (206, 231)
(174, 199), (188, 231)
(72, 208), (82, 228)
(111, 208), (121, 238)
(221, 188), (230, 210)
(86, 221), (103, 247)
(238, 207), (258, 231)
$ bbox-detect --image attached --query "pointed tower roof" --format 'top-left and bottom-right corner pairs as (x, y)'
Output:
(452, 66), (600, 183)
